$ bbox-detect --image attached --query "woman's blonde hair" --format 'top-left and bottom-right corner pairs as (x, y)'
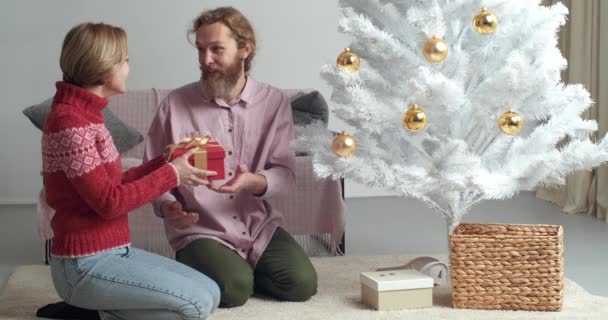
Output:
(190, 7), (256, 74)
(60, 22), (127, 87)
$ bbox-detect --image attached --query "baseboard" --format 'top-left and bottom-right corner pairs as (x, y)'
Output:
(0, 198), (37, 205)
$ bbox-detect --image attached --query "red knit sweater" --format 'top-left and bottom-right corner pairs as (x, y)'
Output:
(42, 82), (178, 257)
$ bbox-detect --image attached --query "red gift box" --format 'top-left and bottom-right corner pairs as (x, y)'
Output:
(166, 137), (225, 180)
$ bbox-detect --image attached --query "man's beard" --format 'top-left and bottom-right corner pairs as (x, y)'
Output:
(201, 56), (243, 99)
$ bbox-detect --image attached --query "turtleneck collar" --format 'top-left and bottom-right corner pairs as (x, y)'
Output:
(53, 81), (109, 115)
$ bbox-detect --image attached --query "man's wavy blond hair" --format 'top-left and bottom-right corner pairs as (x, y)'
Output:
(190, 7), (256, 74)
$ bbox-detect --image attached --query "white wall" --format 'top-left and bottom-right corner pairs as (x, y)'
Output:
(0, 0), (393, 204)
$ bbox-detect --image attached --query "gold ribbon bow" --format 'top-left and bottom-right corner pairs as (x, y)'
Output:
(181, 136), (211, 149)
(166, 136), (213, 174)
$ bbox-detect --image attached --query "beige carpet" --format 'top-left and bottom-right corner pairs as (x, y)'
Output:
(1, 255), (607, 319)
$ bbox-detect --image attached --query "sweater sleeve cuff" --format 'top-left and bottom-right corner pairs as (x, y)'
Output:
(167, 162), (180, 186)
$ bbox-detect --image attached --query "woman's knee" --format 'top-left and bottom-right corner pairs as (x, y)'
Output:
(202, 280), (221, 311)
(179, 288), (219, 320)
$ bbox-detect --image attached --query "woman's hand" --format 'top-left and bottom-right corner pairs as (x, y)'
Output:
(170, 148), (217, 186)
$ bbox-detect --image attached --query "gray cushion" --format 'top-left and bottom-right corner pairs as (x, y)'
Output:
(23, 98), (144, 154)
(290, 91), (329, 127)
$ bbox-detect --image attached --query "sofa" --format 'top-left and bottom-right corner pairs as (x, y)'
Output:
(28, 88), (346, 261)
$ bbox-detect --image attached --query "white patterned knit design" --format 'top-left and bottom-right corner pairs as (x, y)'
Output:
(42, 123), (119, 178)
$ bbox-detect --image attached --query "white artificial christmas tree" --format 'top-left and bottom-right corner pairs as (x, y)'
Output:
(295, 0), (608, 235)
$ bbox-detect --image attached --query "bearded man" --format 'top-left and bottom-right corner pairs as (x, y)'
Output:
(143, 6), (318, 308)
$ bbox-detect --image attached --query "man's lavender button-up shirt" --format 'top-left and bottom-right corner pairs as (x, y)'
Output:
(144, 78), (296, 267)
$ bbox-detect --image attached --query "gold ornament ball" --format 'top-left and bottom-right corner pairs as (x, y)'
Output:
(473, 7), (497, 35)
(332, 131), (357, 157)
(422, 36), (448, 63)
(336, 48), (360, 73)
(403, 104), (427, 132)
(498, 110), (523, 135)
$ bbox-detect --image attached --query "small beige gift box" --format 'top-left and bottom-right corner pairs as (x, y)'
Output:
(360, 269), (434, 310)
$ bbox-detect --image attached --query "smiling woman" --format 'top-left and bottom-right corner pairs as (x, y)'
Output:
(39, 21), (220, 320)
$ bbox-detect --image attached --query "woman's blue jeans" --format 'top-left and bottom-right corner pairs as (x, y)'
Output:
(50, 246), (220, 320)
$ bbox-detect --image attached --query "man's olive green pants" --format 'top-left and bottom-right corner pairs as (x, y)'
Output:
(176, 227), (318, 308)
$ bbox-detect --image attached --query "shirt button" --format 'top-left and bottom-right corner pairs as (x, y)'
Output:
(229, 195), (234, 199)
(228, 151), (233, 156)
(240, 249), (246, 253)
(241, 231), (246, 235)
(228, 172), (233, 176)
(233, 216), (237, 219)
(228, 128), (233, 133)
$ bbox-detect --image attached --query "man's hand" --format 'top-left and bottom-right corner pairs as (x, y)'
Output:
(208, 164), (267, 196)
(160, 201), (199, 229)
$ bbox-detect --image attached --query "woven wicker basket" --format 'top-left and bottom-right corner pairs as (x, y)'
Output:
(449, 223), (564, 311)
